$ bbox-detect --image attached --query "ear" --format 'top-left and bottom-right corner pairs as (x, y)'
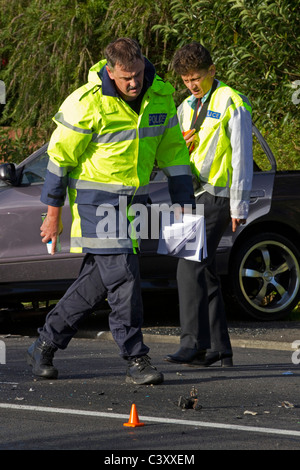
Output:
(106, 65), (114, 80)
(209, 65), (216, 78)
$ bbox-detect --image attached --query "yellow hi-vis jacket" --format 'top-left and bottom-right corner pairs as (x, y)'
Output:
(41, 58), (194, 254)
(177, 80), (253, 219)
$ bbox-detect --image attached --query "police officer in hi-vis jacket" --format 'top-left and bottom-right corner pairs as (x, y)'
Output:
(165, 42), (253, 368)
(27, 38), (195, 385)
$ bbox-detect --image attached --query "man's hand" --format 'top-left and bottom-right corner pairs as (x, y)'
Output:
(40, 206), (63, 255)
(232, 218), (246, 233)
(182, 129), (196, 152)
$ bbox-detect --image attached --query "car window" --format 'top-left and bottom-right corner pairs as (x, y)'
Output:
(20, 150), (49, 185)
(252, 128), (274, 172)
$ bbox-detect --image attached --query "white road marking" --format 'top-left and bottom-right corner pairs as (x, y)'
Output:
(0, 402), (300, 438)
(0, 382), (18, 385)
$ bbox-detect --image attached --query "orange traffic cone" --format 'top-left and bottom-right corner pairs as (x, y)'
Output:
(123, 404), (145, 427)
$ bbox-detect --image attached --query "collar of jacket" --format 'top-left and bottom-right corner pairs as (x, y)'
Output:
(95, 57), (156, 98)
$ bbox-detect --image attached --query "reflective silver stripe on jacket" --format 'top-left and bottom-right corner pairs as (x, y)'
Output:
(54, 112), (93, 134)
(47, 159), (74, 177)
(70, 236), (133, 249)
(138, 114), (179, 139)
(239, 94), (252, 109)
(91, 115), (179, 144)
(91, 129), (136, 144)
(68, 178), (150, 195)
(198, 127), (221, 182)
(55, 111), (178, 144)
(162, 165), (192, 177)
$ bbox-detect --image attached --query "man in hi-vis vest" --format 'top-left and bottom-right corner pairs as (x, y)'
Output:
(165, 42), (253, 368)
(27, 38), (195, 385)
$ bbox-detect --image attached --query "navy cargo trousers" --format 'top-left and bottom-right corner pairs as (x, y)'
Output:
(38, 253), (149, 359)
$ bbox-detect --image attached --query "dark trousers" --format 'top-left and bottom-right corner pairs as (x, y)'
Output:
(39, 253), (149, 359)
(176, 191), (232, 352)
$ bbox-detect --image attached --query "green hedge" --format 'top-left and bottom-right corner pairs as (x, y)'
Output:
(0, 0), (299, 167)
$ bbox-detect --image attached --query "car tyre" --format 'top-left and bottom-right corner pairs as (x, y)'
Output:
(229, 232), (300, 321)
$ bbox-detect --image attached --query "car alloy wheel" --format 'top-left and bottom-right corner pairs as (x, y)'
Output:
(231, 232), (300, 320)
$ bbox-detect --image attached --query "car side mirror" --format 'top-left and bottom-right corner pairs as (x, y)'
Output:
(0, 162), (17, 185)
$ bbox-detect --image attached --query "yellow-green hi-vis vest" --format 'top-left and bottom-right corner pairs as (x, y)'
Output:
(41, 58), (194, 254)
(177, 81), (252, 201)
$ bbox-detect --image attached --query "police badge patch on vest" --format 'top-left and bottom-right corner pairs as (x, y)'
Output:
(149, 113), (167, 126)
(206, 110), (221, 119)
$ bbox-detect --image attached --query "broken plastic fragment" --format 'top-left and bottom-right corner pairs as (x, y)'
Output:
(281, 401), (295, 408)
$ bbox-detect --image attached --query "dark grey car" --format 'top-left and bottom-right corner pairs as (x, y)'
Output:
(1, 125), (299, 321)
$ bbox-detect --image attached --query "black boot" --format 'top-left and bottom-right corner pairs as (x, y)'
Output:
(164, 347), (206, 364)
(26, 338), (58, 379)
(126, 355), (164, 385)
(188, 350), (233, 367)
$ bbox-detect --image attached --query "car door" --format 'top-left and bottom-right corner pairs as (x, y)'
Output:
(0, 145), (83, 286)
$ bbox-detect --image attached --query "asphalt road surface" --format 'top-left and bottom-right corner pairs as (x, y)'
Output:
(0, 326), (300, 453)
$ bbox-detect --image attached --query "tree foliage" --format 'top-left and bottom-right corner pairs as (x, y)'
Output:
(0, 0), (299, 164)
(0, 0), (108, 134)
(107, 0), (300, 125)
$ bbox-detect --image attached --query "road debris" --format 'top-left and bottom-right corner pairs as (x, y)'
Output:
(280, 401), (295, 408)
(244, 410), (258, 416)
(177, 386), (202, 411)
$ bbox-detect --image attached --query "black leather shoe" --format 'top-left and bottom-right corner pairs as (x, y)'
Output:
(164, 347), (206, 364)
(126, 355), (164, 385)
(187, 351), (233, 367)
(26, 338), (58, 379)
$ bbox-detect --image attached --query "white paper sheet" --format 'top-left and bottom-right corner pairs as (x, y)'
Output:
(157, 212), (207, 262)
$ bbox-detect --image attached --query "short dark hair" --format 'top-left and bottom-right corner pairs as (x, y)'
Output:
(104, 38), (144, 69)
(172, 42), (213, 75)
